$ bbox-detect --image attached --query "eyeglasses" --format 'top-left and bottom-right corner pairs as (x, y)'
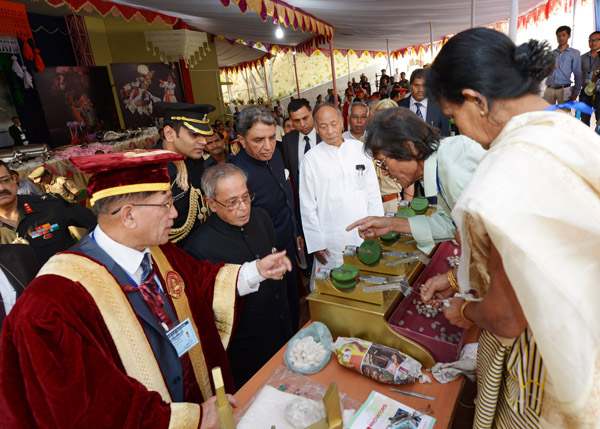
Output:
(212, 191), (255, 210)
(110, 193), (184, 215)
(375, 156), (388, 171)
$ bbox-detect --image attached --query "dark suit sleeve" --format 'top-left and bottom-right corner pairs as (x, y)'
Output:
(63, 200), (97, 229)
(437, 108), (450, 137)
(8, 126), (19, 143)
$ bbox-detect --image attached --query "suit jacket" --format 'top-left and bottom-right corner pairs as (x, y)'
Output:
(280, 130), (322, 202)
(398, 97), (450, 136)
(8, 124), (27, 145)
(0, 245), (39, 329)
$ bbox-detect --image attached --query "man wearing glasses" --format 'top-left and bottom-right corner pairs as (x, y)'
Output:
(580, 31), (600, 126)
(232, 105), (302, 331)
(0, 150), (291, 428)
(184, 164), (293, 390)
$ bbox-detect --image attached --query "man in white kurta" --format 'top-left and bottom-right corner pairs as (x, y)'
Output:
(300, 104), (383, 282)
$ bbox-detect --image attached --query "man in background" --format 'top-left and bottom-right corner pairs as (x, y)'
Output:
(8, 117), (28, 146)
(300, 103), (383, 285)
(398, 68), (450, 136)
(544, 25), (582, 108)
(579, 31), (600, 126)
(342, 102), (368, 142)
(203, 133), (233, 169)
(9, 170), (41, 196)
(232, 106), (302, 329)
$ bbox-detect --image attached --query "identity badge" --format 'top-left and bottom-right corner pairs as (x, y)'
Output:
(166, 318), (199, 357)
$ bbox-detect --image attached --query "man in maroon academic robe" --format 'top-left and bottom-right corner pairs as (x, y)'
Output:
(0, 150), (291, 428)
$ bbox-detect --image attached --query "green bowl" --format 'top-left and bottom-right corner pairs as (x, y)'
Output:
(331, 264), (360, 292)
(395, 208), (416, 218)
(358, 239), (382, 265)
(410, 197), (429, 214)
(379, 231), (399, 245)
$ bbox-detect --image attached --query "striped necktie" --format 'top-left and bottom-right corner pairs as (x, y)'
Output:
(415, 102), (424, 120)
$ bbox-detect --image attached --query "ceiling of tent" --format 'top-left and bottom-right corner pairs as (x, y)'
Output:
(16, 0), (551, 67)
(111, 0), (549, 62)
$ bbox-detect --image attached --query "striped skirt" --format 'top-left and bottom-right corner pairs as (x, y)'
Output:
(474, 328), (546, 428)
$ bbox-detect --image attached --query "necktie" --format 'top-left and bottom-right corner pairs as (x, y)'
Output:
(303, 135), (311, 154)
(415, 102), (424, 120)
(122, 253), (175, 331)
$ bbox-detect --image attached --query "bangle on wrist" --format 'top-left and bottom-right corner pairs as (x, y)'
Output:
(460, 301), (475, 325)
(447, 270), (459, 292)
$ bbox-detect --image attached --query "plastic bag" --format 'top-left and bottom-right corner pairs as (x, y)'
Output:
(331, 337), (423, 385)
(284, 321), (333, 374)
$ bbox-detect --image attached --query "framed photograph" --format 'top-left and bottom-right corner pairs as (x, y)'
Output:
(34, 66), (119, 146)
(111, 62), (184, 128)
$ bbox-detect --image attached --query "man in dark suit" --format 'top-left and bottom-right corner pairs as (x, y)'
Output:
(0, 244), (38, 330)
(279, 99), (321, 201)
(8, 117), (29, 146)
(398, 69), (450, 136)
(279, 99), (321, 275)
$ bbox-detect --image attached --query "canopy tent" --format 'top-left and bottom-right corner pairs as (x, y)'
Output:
(108, 0), (563, 68)
(14, 0), (575, 71)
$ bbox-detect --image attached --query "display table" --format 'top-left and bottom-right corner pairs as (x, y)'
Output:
(234, 322), (478, 427)
(13, 132), (158, 191)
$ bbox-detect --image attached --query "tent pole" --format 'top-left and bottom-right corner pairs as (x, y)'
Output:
(509, 0), (518, 42)
(244, 68), (251, 101)
(263, 61), (271, 106)
(572, 0), (578, 42)
(347, 54), (350, 83)
(329, 39), (339, 107)
(429, 22), (434, 62)
(471, 0), (475, 28)
(292, 51), (301, 98)
(386, 39), (392, 75)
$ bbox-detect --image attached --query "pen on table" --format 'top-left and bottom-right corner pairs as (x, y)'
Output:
(390, 388), (436, 401)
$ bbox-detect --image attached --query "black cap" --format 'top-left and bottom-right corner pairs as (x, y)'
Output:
(155, 102), (215, 136)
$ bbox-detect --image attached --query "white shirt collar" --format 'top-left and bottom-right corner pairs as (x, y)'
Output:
(93, 224), (149, 284)
(410, 96), (428, 109)
(299, 128), (317, 144)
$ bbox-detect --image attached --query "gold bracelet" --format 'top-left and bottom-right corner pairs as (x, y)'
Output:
(460, 301), (475, 325)
(447, 270), (459, 292)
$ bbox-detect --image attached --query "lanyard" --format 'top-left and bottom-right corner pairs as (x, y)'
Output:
(545, 101), (595, 114)
(590, 55), (599, 70)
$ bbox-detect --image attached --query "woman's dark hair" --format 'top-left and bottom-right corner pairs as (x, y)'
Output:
(364, 107), (440, 161)
(426, 28), (555, 107)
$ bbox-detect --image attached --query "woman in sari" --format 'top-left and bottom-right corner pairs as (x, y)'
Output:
(421, 28), (600, 428)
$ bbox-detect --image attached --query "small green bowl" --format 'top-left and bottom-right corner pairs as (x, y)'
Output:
(331, 264), (360, 292)
(379, 231), (399, 245)
(410, 197), (429, 215)
(395, 208), (416, 218)
(358, 239), (382, 265)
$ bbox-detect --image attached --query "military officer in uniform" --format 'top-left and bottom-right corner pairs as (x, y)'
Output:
(155, 103), (215, 246)
(0, 161), (96, 265)
(28, 167), (82, 203)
